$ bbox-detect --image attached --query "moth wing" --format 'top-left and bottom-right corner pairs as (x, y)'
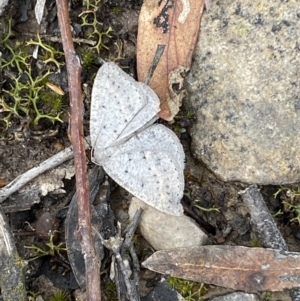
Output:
(101, 124), (185, 216)
(90, 62), (160, 151)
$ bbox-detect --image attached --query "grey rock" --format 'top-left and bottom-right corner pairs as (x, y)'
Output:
(0, 0), (8, 15)
(211, 292), (260, 301)
(185, 0), (300, 184)
(128, 197), (207, 250)
(141, 278), (185, 301)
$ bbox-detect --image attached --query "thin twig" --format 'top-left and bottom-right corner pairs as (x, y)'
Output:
(13, 31), (97, 46)
(96, 209), (143, 301)
(122, 208), (143, 298)
(55, 1), (101, 300)
(48, 35), (97, 46)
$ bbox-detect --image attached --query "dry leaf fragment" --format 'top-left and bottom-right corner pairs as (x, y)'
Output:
(0, 178), (6, 188)
(143, 245), (300, 292)
(46, 82), (65, 95)
(137, 0), (205, 120)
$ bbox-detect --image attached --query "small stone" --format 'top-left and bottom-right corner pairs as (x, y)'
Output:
(141, 278), (185, 301)
(211, 292), (260, 301)
(128, 197), (207, 251)
(35, 212), (58, 240)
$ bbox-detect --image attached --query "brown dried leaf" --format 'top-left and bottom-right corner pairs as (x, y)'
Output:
(142, 245), (300, 292)
(137, 0), (205, 120)
(0, 178), (6, 188)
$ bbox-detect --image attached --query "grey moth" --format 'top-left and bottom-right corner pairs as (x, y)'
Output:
(90, 62), (184, 216)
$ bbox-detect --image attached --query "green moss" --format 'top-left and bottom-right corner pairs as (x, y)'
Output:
(261, 291), (273, 300)
(81, 48), (97, 70)
(103, 280), (118, 301)
(186, 110), (195, 119)
(25, 233), (67, 261)
(112, 6), (121, 14)
(250, 238), (260, 247)
(274, 186), (300, 224)
(167, 276), (207, 301)
(0, 20), (65, 129)
(173, 123), (183, 134)
(46, 290), (70, 301)
(39, 90), (65, 117)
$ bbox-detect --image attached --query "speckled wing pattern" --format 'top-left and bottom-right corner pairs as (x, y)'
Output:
(90, 62), (184, 216)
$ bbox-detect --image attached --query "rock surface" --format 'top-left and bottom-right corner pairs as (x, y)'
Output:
(128, 197), (207, 250)
(141, 279), (185, 301)
(0, 0), (8, 15)
(185, 0), (300, 185)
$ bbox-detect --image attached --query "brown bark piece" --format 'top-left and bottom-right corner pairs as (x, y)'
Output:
(137, 0), (204, 120)
(143, 245), (300, 292)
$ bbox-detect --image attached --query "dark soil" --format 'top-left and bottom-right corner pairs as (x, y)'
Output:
(0, 1), (299, 301)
